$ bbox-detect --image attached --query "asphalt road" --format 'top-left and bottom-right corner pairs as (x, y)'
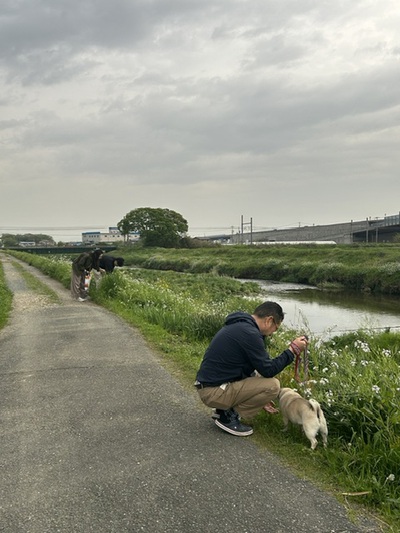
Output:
(0, 255), (384, 533)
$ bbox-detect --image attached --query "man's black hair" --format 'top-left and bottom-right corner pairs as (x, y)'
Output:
(253, 301), (284, 323)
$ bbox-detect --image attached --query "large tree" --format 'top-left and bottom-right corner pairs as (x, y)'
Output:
(118, 207), (188, 248)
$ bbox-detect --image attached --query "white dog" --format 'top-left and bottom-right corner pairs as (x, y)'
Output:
(278, 387), (328, 450)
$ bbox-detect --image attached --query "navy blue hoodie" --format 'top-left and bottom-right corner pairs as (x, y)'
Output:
(196, 311), (294, 386)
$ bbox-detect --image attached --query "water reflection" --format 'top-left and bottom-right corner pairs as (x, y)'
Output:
(253, 280), (400, 339)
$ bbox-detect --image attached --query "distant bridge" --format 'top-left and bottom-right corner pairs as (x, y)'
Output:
(199, 213), (400, 245)
(5, 246), (117, 255)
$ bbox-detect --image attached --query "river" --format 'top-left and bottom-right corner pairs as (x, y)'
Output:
(252, 280), (400, 339)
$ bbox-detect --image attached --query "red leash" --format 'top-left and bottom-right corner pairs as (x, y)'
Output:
(292, 337), (309, 383)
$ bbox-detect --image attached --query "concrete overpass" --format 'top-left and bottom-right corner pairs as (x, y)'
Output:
(201, 213), (400, 245)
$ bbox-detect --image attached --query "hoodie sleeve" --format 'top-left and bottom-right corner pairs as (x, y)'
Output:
(241, 328), (295, 377)
(256, 348), (295, 377)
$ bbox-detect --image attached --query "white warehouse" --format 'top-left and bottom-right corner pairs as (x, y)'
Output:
(82, 227), (139, 244)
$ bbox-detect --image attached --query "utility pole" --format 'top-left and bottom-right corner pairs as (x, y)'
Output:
(241, 215), (253, 245)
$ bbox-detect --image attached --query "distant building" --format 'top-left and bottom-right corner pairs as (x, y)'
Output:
(81, 231), (102, 244)
(82, 227), (139, 244)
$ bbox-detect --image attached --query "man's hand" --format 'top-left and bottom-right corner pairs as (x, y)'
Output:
(289, 335), (309, 355)
(263, 401), (279, 414)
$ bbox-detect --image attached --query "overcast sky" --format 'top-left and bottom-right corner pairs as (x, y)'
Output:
(1, 0), (399, 241)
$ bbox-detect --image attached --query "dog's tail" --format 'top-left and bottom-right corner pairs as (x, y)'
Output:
(309, 399), (328, 438)
(308, 398), (322, 415)
(309, 399), (327, 422)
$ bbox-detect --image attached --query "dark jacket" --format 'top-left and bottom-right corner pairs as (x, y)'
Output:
(99, 255), (124, 273)
(196, 311), (294, 386)
(99, 255), (117, 273)
(72, 250), (102, 273)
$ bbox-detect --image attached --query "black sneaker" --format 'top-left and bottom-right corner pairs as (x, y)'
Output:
(212, 408), (236, 420)
(214, 409), (253, 437)
(212, 408), (239, 420)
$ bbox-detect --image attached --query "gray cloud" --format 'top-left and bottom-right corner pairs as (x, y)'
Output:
(1, 0), (399, 240)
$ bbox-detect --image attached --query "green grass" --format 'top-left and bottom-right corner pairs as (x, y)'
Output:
(0, 256), (13, 328)
(11, 260), (61, 303)
(3, 250), (400, 530)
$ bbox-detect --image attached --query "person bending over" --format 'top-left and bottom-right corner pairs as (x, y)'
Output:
(99, 255), (125, 274)
(195, 301), (308, 437)
(70, 248), (104, 302)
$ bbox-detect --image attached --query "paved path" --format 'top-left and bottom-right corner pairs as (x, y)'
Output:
(0, 255), (383, 533)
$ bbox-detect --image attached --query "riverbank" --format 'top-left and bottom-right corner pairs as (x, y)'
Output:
(119, 243), (400, 295)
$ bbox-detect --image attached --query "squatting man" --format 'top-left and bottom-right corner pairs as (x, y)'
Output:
(195, 301), (308, 436)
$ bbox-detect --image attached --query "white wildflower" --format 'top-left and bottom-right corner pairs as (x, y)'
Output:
(354, 340), (370, 352)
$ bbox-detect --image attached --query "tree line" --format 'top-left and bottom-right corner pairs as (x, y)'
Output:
(1, 207), (208, 249)
(0, 234), (56, 247)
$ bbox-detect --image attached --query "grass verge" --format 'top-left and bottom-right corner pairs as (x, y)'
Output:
(0, 256), (13, 328)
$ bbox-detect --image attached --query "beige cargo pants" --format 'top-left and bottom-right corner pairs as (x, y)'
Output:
(197, 376), (280, 419)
